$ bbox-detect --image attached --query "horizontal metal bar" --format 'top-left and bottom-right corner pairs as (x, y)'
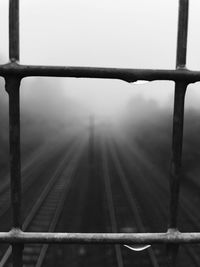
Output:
(1, 63), (200, 83)
(0, 229), (200, 244)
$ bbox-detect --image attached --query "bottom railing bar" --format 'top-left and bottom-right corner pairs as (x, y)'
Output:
(1, 63), (200, 83)
(0, 229), (200, 244)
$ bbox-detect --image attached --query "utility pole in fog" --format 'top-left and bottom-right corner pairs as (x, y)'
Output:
(89, 114), (95, 178)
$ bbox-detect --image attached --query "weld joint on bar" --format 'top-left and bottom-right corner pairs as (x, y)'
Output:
(176, 65), (188, 70)
(167, 228), (180, 235)
(4, 74), (21, 94)
(9, 228), (23, 239)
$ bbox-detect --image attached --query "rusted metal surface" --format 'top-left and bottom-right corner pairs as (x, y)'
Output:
(1, 63), (200, 83)
(168, 0), (189, 266)
(168, 82), (187, 266)
(7, 1), (23, 266)
(0, 230), (199, 244)
(170, 0), (189, 239)
(170, 83), (187, 228)
(5, 76), (22, 229)
(5, 77), (23, 266)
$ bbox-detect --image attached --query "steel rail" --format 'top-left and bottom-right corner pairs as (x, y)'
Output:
(114, 135), (200, 229)
(101, 143), (124, 267)
(0, 63), (200, 83)
(35, 145), (84, 267)
(0, 140), (83, 266)
(113, 133), (200, 266)
(0, 139), (77, 226)
(108, 142), (159, 267)
(0, 144), (65, 218)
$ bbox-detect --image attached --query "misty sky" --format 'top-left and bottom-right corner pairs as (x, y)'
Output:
(0, 0), (200, 117)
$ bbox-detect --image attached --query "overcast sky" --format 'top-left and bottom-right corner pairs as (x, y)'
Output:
(0, 0), (200, 117)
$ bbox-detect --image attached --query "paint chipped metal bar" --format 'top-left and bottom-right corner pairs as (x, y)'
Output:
(0, 230), (199, 244)
(8, 0), (23, 266)
(168, 0), (189, 266)
(0, 64), (200, 83)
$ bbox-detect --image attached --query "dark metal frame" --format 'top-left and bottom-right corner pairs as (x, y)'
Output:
(0, 0), (197, 266)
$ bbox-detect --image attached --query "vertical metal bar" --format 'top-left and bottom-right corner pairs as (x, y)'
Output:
(6, 78), (21, 228)
(170, 83), (187, 229)
(8, 0), (23, 266)
(5, 77), (23, 267)
(9, 0), (20, 62)
(170, 0), (189, 231)
(176, 0), (189, 68)
(168, 0), (189, 266)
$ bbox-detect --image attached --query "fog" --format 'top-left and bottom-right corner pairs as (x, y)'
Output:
(1, 4), (200, 266)
(0, 0), (177, 121)
(1, 1), (200, 119)
(1, 1), (200, 162)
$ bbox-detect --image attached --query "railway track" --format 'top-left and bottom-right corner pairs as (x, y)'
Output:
(41, 136), (118, 267)
(0, 129), (199, 266)
(110, 134), (200, 267)
(101, 138), (160, 267)
(0, 140), (77, 224)
(43, 133), (164, 267)
(0, 141), (79, 263)
(0, 139), (85, 267)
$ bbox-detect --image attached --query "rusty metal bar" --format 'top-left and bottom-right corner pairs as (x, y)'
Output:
(0, 63), (200, 83)
(5, 77), (23, 267)
(168, 0), (189, 266)
(9, 0), (20, 62)
(8, 1), (23, 266)
(170, 83), (187, 229)
(170, 0), (189, 231)
(168, 82), (187, 266)
(0, 230), (199, 244)
(5, 77), (21, 228)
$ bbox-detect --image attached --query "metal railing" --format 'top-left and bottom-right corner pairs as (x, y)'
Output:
(0, 0), (198, 266)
